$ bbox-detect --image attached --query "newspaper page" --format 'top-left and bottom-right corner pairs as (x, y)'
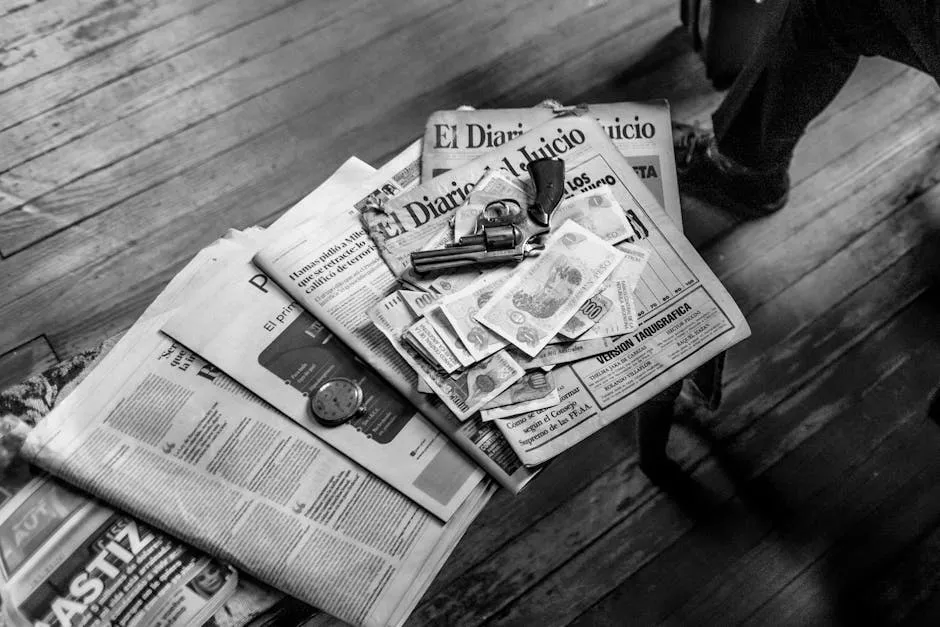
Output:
(254, 152), (541, 493)
(421, 100), (682, 227)
(0, 460), (237, 627)
(162, 236), (483, 522)
(364, 116), (750, 465)
(21, 259), (494, 627)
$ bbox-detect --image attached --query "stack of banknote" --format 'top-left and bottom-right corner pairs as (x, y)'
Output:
(370, 178), (650, 421)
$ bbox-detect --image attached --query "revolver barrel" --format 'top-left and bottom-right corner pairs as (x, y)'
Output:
(409, 224), (528, 274)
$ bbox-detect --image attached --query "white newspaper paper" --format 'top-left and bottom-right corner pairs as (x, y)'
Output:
(22, 254), (493, 627)
(162, 237), (482, 522)
(421, 100), (683, 227)
(254, 146), (541, 492)
(0, 468), (236, 627)
(364, 116), (750, 465)
(480, 389), (562, 422)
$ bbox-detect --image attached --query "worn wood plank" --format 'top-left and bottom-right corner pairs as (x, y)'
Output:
(425, 415), (637, 596)
(473, 271), (940, 627)
(745, 437), (940, 625)
(2, 0), (613, 252)
(0, 0), (435, 229)
(0, 335), (58, 392)
(719, 182), (935, 410)
(0, 0), (310, 133)
(0, 0), (313, 172)
(0, 0), (220, 100)
(0, 0), (669, 327)
(850, 493), (940, 623)
(0, 0), (113, 51)
(565, 290), (940, 627)
(659, 345), (940, 624)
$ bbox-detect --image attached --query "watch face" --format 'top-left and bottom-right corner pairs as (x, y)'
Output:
(309, 378), (363, 427)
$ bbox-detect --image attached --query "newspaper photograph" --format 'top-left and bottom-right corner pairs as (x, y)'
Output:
(254, 147), (541, 493)
(0, 463), (236, 627)
(364, 115), (750, 465)
(22, 301), (493, 627)
(421, 100), (683, 227)
(162, 237), (482, 523)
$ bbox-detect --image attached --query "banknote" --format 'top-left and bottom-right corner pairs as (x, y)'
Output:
(481, 389), (561, 421)
(426, 306), (476, 367)
(439, 268), (513, 361)
(578, 280), (638, 340)
(482, 370), (556, 409)
(402, 331), (439, 368)
(552, 187), (634, 245)
(609, 242), (651, 292)
(399, 289), (442, 316)
(430, 271), (482, 297)
(405, 317), (461, 373)
(514, 336), (622, 370)
(558, 290), (614, 340)
(453, 169), (532, 241)
(475, 220), (625, 357)
(369, 292), (524, 420)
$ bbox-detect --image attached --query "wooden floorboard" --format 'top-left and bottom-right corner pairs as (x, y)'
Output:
(0, 0), (221, 99)
(0, 334), (58, 392)
(0, 0), (112, 51)
(3, 1), (940, 625)
(478, 273), (940, 627)
(0, 0), (308, 172)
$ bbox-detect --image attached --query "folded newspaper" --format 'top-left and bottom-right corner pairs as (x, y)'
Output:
(421, 99), (683, 228)
(161, 232), (482, 522)
(21, 243), (494, 627)
(0, 457), (239, 627)
(253, 144), (541, 493)
(362, 115), (750, 465)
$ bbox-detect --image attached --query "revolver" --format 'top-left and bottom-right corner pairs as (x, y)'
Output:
(409, 157), (566, 275)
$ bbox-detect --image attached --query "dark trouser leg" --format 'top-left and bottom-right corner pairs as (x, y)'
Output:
(712, 0), (939, 172)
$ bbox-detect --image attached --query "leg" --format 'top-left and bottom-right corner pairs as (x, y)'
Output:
(677, 0), (940, 217)
(715, 0), (935, 170)
(713, 0), (859, 170)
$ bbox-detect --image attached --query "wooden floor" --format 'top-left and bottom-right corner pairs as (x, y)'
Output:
(3, 0), (940, 624)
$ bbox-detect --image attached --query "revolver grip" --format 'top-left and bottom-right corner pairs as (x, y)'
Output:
(528, 158), (566, 226)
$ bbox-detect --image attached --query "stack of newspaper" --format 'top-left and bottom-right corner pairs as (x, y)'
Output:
(15, 100), (750, 627)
